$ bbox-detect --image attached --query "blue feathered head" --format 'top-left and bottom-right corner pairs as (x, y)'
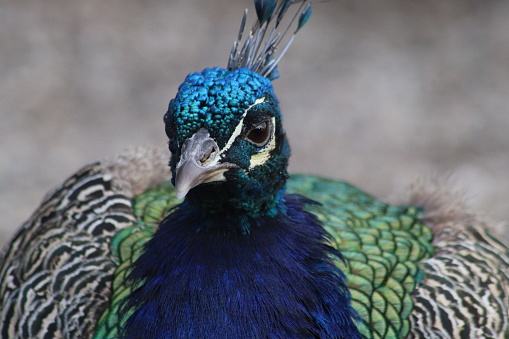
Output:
(164, 0), (312, 218)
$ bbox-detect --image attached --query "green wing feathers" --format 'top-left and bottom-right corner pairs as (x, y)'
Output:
(288, 175), (434, 338)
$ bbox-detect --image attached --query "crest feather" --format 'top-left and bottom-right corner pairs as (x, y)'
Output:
(227, 0), (313, 81)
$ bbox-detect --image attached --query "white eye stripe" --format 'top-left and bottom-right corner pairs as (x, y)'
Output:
(216, 97), (266, 159)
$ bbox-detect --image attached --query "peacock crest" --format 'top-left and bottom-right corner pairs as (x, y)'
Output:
(227, 0), (313, 80)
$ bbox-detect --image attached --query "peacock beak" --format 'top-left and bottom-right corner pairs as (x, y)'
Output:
(174, 128), (237, 199)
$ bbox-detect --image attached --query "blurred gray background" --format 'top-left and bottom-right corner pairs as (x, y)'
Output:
(1, 0), (508, 248)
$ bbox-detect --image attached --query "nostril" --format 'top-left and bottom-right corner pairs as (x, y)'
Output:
(179, 128), (220, 168)
(199, 152), (211, 164)
(199, 153), (208, 164)
(199, 140), (219, 166)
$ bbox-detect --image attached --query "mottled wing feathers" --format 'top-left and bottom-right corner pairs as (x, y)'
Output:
(409, 223), (509, 338)
(0, 163), (136, 338)
(2, 150), (508, 339)
(0, 146), (170, 339)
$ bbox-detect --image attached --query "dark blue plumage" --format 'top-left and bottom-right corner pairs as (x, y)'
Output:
(122, 195), (361, 338)
(121, 65), (362, 337)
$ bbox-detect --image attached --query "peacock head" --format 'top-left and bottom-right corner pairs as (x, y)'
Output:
(163, 0), (312, 219)
(164, 67), (289, 218)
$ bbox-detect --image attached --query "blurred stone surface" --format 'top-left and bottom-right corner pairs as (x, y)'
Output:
(1, 0), (508, 248)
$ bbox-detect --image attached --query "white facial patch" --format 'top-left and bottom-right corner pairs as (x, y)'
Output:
(216, 97), (266, 160)
(207, 96), (274, 171)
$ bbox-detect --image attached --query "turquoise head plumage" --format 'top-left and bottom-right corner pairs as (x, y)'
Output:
(164, 0), (312, 220)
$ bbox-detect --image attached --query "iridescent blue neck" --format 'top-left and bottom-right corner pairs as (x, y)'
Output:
(122, 195), (361, 338)
(184, 188), (287, 234)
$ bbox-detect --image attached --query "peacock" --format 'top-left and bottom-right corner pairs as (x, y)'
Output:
(1, 1), (509, 338)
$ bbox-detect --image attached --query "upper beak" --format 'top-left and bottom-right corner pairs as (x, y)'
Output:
(174, 128), (237, 199)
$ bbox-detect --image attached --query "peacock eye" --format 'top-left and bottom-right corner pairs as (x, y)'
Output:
(245, 120), (272, 147)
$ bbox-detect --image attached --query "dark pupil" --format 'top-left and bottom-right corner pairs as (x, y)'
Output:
(247, 121), (269, 145)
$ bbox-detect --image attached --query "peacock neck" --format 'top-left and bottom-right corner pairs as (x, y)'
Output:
(122, 195), (360, 338)
(182, 168), (290, 231)
(183, 189), (287, 235)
